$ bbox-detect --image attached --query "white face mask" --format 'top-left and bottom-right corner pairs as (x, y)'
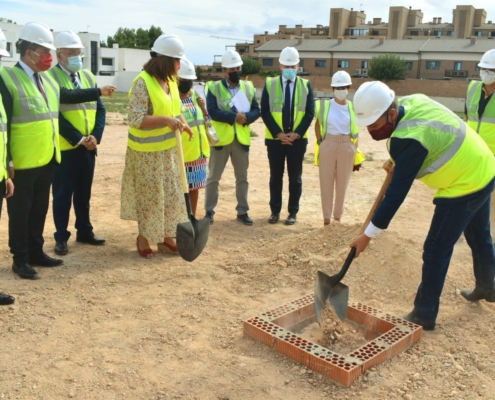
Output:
(480, 70), (495, 85)
(334, 89), (348, 101)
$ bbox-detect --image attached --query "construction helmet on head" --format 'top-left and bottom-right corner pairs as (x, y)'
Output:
(353, 81), (395, 126)
(178, 57), (197, 80)
(151, 34), (184, 58)
(279, 47), (300, 66)
(221, 50), (243, 68)
(55, 30), (84, 49)
(0, 28), (9, 57)
(331, 71), (352, 87)
(478, 49), (495, 69)
(19, 22), (56, 50)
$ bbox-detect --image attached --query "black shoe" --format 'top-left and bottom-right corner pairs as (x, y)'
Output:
(285, 213), (297, 225)
(268, 213), (280, 224)
(205, 211), (214, 225)
(12, 262), (40, 280)
(237, 213), (253, 225)
(0, 292), (15, 305)
(460, 288), (495, 302)
(54, 241), (68, 255)
(29, 253), (63, 267)
(403, 312), (436, 331)
(76, 234), (106, 245)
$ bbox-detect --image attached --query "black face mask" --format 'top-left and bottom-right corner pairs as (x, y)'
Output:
(228, 71), (241, 84)
(178, 80), (193, 94)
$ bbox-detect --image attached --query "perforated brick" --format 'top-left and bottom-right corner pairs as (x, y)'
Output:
(243, 295), (422, 387)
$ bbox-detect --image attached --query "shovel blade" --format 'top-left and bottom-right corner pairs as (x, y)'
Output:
(176, 216), (210, 262)
(315, 270), (334, 324)
(328, 282), (349, 321)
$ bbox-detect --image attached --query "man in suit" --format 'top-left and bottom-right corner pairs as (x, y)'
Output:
(0, 22), (115, 280)
(204, 50), (260, 225)
(261, 47), (315, 225)
(48, 31), (106, 256)
(0, 27), (15, 305)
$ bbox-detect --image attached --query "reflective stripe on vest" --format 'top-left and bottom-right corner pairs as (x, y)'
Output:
(181, 91), (210, 162)
(390, 94), (495, 198)
(48, 67), (98, 150)
(127, 71), (180, 152)
(0, 94), (7, 180)
(206, 80), (254, 146)
(466, 80), (495, 153)
(0, 66), (61, 170)
(264, 76), (309, 139)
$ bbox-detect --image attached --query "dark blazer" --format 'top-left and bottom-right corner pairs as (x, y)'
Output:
(206, 78), (260, 126)
(261, 76), (315, 138)
(0, 62), (101, 162)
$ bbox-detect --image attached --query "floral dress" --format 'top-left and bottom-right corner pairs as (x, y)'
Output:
(120, 77), (188, 243)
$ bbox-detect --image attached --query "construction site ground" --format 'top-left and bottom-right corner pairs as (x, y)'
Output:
(1, 114), (494, 400)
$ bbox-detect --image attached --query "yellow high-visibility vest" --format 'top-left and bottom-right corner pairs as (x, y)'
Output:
(0, 66), (61, 170)
(264, 76), (310, 139)
(314, 98), (360, 166)
(181, 91), (210, 162)
(205, 79), (254, 146)
(466, 80), (495, 154)
(127, 71), (180, 152)
(47, 66), (97, 151)
(0, 92), (8, 180)
(390, 94), (495, 198)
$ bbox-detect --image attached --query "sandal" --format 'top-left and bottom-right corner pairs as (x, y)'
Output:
(157, 240), (178, 253)
(136, 236), (154, 258)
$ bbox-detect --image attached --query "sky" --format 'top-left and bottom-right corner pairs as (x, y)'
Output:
(1, 0), (495, 65)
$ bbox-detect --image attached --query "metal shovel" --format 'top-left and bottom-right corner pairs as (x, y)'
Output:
(314, 171), (393, 323)
(174, 129), (210, 262)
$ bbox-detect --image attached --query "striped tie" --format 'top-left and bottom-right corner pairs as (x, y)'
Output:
(70, 73), (81, 89)
(34, 73), (48, 105)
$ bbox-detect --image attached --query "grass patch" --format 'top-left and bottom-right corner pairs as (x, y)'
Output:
(304, 152), (315, 164)
(250, 129), (258, 137)
(367, 152), (374, 161)
(101, 92), (129, 115)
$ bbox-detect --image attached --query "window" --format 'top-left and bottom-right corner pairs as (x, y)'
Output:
(423, 31), (430, 36)
(426, 61), (440, 70)
(475, 65), (481, 72)
(433, 31), (442, 36)
(372, 30), (379, 36)
(405, 62), (413, 70)
(262, 58), (273, 67)
(410, 31), (419, 36)
(299, 59), (304, 67)
(337, 60), (349, 68)
(5, 42), (12, 57)
(446, 31), (454, 37)
(244, 46), (249, 53)
(315, 60), (327, 68)
(453, 62), (462, 71)
(102, 58), (113, 66)
(475, 31), (482, 37)
(361, 61), (368, 69)
(256, 40), (260, 44)
(490, 31), (495, 38)
(346, 29), (368, 36)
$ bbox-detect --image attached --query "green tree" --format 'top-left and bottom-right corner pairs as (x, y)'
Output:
(100, 40), (108, 48)
(368, 54), (407, 81)
(107, 27), (137, 48)
(148, 25), (163, 47)
(135, 28), (150, 50)
(241, 56), (261, 75)
(195, 66), (203, 80)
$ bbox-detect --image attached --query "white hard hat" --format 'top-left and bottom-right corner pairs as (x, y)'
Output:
(19, 22), (56, 50)
(151, 34), (184, 58)
(331, 71), (352, 87)
(478, 49), (495, 69)
(353, 81), (395, 126)
(221, 50), (243, 68)
(55, 30), (84, 49)
(0, 28), (9, 57)
(279, 47), (300, 66)
(178, 57), (197, 80)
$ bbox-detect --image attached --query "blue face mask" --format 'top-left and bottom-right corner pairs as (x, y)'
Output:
(282, 68), (297, 80)
(67, 55), (83, 72)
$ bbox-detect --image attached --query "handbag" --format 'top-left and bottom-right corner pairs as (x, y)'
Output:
(205, 119), (219, 146)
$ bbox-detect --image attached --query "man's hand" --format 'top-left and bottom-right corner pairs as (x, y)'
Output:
(349, 234), (371, 258)
(277, 133), (293, 145)
(4, 178), (13, 199)
(235, 112), (247, 125)
(383, 160), (395, 173)
(100, 85), (117, 97)
(9, 166), (14, 180)
(83, 135), (97, 151)
(286, 133), (299, 142)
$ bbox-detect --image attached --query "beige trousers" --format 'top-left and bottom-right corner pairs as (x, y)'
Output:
(318, 134), (356, 222)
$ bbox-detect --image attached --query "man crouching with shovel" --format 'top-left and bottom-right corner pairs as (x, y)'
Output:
(349, 81), (495, 331)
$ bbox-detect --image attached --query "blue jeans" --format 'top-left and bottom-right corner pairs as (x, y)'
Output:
(413, 178), (495, 322)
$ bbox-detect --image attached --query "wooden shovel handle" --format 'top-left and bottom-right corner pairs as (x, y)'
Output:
(358, 171), (394, 236)
(174, 128), (189, 195)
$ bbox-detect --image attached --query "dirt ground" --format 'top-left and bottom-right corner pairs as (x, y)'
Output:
(1, 114), (495, 400)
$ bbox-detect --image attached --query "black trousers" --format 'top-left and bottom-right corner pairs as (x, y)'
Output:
(52, 146), (95, 242)
(266, 139), (307, 214)
(7, 159), (55, 264)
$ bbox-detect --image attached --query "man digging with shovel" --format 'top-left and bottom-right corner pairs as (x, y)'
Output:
(349, 81), (495, 331)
